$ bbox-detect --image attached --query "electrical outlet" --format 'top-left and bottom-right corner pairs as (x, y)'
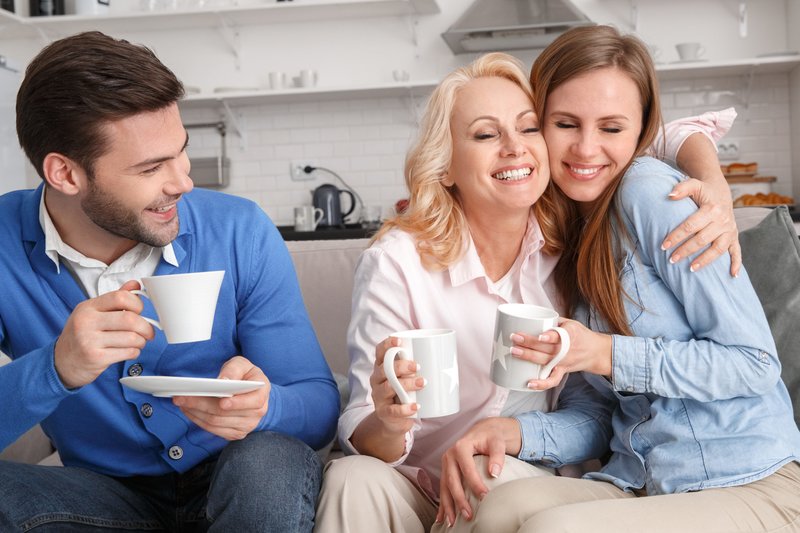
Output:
(717, 141), (740, 161)
(290, 161), (315, 181)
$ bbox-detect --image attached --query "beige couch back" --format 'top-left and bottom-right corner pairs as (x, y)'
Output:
(286, 238), (369, 376)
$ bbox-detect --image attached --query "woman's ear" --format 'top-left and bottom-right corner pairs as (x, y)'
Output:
(42, 153), (85, 195)
(441, 170), (454, 187)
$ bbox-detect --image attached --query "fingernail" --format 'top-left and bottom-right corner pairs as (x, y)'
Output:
(422, 378), (428, 387)
(537, 334), (547, 341)
(510, 333), (524, 343)
(461, 509), (470, 520)
(527, 381), (539, 390)
(510, 347), (523, 356)
(415, 363), (421, 371)
(670, 255), (679, 264)
(668, 192), (678, 198)
(446, 518), (452, 528)
(490, 464), (501, 478)
(662, 240), (671, 250)
(690, 263), (698, 273)
(479, 491), (488, 500)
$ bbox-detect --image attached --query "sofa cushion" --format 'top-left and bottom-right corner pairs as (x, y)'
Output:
(286, 238), (369, 376)
(738, 206), (800, 428)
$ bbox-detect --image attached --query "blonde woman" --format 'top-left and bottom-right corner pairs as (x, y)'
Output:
(315, 51), (739, 533)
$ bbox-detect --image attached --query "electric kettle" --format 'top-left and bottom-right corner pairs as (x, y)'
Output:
(312, 184), (356, 227)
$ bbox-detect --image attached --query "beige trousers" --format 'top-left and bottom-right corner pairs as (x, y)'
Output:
(313, 455), (438, 533)
(443, 461), (800, 533)
(314, 454), (552, 533)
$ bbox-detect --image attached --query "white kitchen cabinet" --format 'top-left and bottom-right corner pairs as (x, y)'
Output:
(0, 0), (439, 39)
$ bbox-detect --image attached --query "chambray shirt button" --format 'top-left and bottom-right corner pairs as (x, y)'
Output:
(168, 446), (183, 460)
(759, 351), (768, 362)
(140, 403), (153, 418)
(626, 386), (635, 392)
(128, 363), (143, 377)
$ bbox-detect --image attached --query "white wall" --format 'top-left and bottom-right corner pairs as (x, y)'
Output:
(788, 0), (800, 200)
(1, 0), (796, 222)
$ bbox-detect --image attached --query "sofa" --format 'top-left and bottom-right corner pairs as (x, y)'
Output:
(2, 206), (799, 466)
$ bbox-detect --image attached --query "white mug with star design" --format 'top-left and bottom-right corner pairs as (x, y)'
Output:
(490, 304), (570, 391)
(383, 328), (459, 418)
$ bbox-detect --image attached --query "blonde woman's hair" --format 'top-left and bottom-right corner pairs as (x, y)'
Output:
(372, 52), (534, 270)
(530, 25), (663, 335)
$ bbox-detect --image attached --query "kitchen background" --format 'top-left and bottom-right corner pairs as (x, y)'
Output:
(1, 0), (799, 227)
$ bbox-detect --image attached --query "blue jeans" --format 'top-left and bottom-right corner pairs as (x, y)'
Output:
(0, 431), (322, 532)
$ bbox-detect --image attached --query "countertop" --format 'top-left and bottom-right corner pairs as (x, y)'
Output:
(278, 224), (378, 241)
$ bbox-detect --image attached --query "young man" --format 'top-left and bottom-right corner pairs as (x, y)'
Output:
(0, 31), (339, 532)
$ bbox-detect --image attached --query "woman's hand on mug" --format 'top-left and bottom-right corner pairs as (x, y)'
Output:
(515, 319), (613, 389)
(370, 336), (422, 433)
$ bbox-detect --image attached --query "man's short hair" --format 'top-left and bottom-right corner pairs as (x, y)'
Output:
(16, 31), (185, 180)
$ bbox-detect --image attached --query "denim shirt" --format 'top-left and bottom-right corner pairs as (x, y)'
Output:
(516, 157), (800, 495)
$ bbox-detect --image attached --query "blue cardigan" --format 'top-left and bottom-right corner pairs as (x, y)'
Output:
(0, 185), (339, 476)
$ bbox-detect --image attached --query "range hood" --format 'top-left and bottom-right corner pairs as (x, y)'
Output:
(442, 0), (593, 55)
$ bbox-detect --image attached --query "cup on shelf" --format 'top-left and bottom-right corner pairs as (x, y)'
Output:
(66, 0), (110, 15)
(298, 69), (318, 88)
(392, 69), (410, 82)
(268, 71), (287, 90)
(675, 42), (705, 61)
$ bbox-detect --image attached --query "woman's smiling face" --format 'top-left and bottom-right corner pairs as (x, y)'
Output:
(542, 67), (643, 214)
(446, 76), (550, 223)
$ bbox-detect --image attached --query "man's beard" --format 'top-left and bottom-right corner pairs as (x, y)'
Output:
(80, 178), (180, 248)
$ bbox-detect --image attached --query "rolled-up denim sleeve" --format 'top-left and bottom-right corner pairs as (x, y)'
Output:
(514, 372), (614, 467)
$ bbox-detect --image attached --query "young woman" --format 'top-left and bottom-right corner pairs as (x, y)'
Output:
(436, 26), (800, 533)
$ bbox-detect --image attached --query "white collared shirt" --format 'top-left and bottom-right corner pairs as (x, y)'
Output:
(39, 188), (179, 298)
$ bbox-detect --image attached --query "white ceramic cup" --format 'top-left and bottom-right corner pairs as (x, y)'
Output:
(131, 270), (224, 344)
(268, 71), (286, 90)
(675, 42), (705, 61)
(294, 205), (324, 232)
(299, 69), (318, 88)
(383, 328), (459, 419)
(490, 304), (570, 391)
(66, 0), (110, 15)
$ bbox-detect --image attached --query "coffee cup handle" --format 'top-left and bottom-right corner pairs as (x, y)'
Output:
(129, 289), (163, 332)
(382, 346), (414, 405)
(537, 326), (570, 380)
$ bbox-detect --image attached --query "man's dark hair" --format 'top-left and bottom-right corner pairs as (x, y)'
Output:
(16, 31), (185, 180)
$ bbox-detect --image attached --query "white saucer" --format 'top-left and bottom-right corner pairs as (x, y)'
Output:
(120, 376), (265, 398)
(670, 59), (708, 64)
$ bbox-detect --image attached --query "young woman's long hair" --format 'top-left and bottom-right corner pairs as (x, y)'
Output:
(531, 25), (663, 335)
(373, 52), (536, 270)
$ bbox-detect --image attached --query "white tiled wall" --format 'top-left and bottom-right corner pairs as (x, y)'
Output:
(181, 71), (794, 227)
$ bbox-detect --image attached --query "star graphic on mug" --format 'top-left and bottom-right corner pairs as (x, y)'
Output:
(492, 335), (510, 370)
(441, 359), (459, 394)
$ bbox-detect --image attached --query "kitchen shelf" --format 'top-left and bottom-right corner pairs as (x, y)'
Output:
(0, 0), (440, 40)
(179, 79), (439, 107)
(655, 54), (800, 80)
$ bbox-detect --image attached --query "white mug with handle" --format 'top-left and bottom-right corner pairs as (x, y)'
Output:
(131, 270), (225, 344)
(490, 303), (571, 391)
(382, 328), (459, 419)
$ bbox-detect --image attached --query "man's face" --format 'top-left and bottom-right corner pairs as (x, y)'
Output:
(80, 103), (192, 248)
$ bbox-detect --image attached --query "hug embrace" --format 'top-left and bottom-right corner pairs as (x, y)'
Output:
(0, 22), (798, 533)
(316, 25), (800, 533)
